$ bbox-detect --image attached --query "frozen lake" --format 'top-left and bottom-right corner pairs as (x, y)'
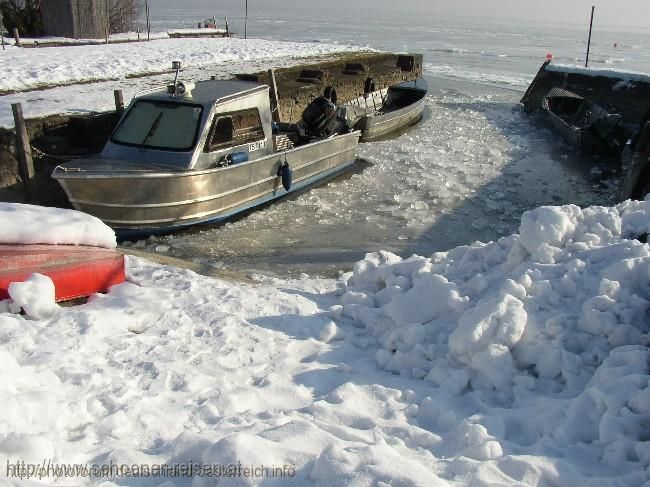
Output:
(121, 7), (647, 276)
(126, 76), (619, 277)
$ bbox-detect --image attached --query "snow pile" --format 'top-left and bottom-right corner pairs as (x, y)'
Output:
(0, 203), (116, 248)
(338, 200), (650, 480)
(0, 37), (361, 93)
(548, 63), (650, 83)
(3, 200), (650, 485)
(1, 274), (60, 319)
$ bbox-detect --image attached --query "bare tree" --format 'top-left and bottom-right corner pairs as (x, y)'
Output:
(108, 0), (143, 34)
(0, 0), (43, 36)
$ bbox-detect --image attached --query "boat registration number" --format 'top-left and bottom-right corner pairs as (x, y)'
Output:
(249, 140), (266, 152)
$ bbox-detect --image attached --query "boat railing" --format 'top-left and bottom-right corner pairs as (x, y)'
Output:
(133, 86), (168, 98)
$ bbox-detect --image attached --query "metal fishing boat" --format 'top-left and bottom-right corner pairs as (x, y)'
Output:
(344, 78), (427, 141)
(52, 63), (361, 238)
(542, 87), (628, 154)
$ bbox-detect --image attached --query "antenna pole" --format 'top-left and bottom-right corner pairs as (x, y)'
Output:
(585, 5), (594, 68)
(145, 0), (151, 41)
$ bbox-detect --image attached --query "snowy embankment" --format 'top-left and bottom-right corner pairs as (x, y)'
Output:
(0, 37), (360, 94)
(2, 199), (650, 485)
(0, 36), (363, 128)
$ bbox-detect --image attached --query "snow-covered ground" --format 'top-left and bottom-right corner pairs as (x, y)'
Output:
(2, 200), (650, 485)
(0, 37), (359, 94)
(0, 37), (363, 128)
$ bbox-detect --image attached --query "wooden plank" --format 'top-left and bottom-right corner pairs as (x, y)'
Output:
(11, 103), (36, 202)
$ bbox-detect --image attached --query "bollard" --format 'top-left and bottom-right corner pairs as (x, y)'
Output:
(113, 89), (124, 113)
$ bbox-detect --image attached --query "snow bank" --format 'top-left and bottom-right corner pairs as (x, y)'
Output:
(338, 199), (650, 482)
(547, 63), (650, 83)
(0, 203), (116, 248)
(3, 200), (650, 485)
(0, 37), (361, 93)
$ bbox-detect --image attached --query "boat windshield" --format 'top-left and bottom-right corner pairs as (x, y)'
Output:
(111, 100), (203, 151)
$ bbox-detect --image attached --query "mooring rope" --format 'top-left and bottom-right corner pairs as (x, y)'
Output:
(30, 145), (93, 160)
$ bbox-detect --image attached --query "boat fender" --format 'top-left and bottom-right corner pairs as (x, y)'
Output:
(226, 151), (249, 165)
(278, 161), (292, 191)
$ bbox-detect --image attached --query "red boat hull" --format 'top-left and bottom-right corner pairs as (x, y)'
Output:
(0, 244), (125, 302)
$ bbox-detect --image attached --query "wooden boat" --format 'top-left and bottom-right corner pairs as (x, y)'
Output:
(542, 87), (628, 154)
(0, 244), (125, 302)
(344, 78), (427, 141)
(52, 64), (361, 238)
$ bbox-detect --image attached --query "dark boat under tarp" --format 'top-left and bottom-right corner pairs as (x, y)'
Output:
(542, 87), (628, 154)
(344, 78), (427, 141)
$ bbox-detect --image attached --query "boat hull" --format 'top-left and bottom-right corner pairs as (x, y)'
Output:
(358, 97), (426, 142)
(0, 244), (125, 301)
(53, 132), (360, 237)
(542, 87), (627, 154)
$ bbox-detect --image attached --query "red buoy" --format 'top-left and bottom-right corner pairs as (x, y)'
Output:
(0, 244), (125, 302)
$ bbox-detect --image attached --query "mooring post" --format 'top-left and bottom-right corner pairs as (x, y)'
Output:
(113, 89), (124, 113)
(11, 103), (36, 202)
(267, 69), (281, 123)
(12, 27), (20, 47)
(585, 5), (595, 68)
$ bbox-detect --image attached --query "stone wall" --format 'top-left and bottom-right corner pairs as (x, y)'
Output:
(0, 112), (120, 205)
(238, 53), (423, 122)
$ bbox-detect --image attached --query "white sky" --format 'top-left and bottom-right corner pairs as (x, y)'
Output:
(154, 0), (650, 29)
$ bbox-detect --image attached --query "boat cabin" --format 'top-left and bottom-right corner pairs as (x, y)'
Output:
(101, 79), (274, 171)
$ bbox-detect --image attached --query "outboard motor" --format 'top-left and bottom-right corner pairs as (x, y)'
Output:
(300, 96), (346, 138)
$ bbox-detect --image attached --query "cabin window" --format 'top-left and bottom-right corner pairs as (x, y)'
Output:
(204, 108), (265, 152)
(111, 100), (203, 151)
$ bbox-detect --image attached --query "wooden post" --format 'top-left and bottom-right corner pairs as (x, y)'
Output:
(225, 17), (229, 36)
(113, 90), (124, 112)
(11, 103), (36, 202)
(12, 27), (20, 47)
(267, 69), (281, 123)
(585, 6), (595, 68)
